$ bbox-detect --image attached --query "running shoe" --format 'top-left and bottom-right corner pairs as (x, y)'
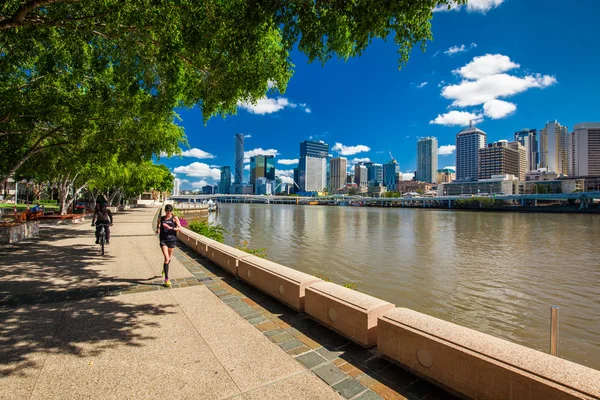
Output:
(164, 279), (171, 287)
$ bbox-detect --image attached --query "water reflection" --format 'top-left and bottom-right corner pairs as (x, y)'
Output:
(212, 203), (600, 370)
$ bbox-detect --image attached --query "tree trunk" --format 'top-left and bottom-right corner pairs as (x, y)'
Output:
(109, 188), (122, 206)
(58, 174), (71, 215)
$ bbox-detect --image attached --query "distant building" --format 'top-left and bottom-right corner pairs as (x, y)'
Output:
(213, 184), (219, 194)
(234, 133), (244, 185)
(507, 141), (527, 181)
(202, 185), (213, 195)
(219, 166), (231, 194)
(299, 140), (328, 192)
(292, 168), (299, 194)
(440, 174), (519, 196)
(368, 182), (387, 197)
(354, 164), (368, 188)
(514, 129), (539, 171)
(570, 122), (600, 176)
(396, 180), (435, 194)
(255, 177), (272, 195)
(437, 168), (456, 184)
(383, 160), (400, 191)
(416, 137), (438, 183)
(540, 120), (569, 174)
(479, 141), (522, 180)
(329, 157), (348, 192)
(346, 172), (355, 184)
(364, 162), (383, 185)
(456, 123), (486, 181)
(172, 178), (181, 196)
(250, 155), (275, 192)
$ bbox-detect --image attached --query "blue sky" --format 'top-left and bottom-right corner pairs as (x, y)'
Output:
(164, 0), (600, 190)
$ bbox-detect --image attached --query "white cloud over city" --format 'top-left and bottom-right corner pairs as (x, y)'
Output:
(191, 180), (210, 188)
(332, 143), (371, 156)
(438, 145), (457, 155)
(173, 162), (221, 180)
(278, 159), (299, 165)
(237, 97), (311, 115)
(433, 0), (505, 13)
(179, 148), (215, 159)
(350, 157), (371, 165)
(431, 54), (557, 125)
(417, 82), (428, 88)
(444, 43), (477, 56)
(243, 148), (279, 162)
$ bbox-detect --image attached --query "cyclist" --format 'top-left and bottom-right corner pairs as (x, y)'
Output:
(155, 204), (181, 287)
(92, 203), (113, 244)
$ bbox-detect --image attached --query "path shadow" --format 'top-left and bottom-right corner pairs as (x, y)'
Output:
(0, 296), (177, 378)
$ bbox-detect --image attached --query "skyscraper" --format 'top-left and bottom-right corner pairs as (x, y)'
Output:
(479, 141), (521, 180)
(329, 157), (348, 192)
(298, 140), (328, 192)
(383, 159), (400, 191)
(219, 166), (231, 194)
(570, 122), (600, 176)
(234, 133), (244, 185)
(364, 162), (383, 185)
(416, 137), (438, 183)
(456, 123), (487, 181)
(354, 164), (368, 187)
(507, 141), (527, 181)
(172, 178), (180, 196)
(514, 129), (539, 171)
(540, 121), (569, 174)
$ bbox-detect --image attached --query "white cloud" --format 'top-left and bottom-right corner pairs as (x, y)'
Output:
(244, 148), (279, 162)
(278, 159), (299, 165)
(433, 0), (505, 13)
(280, 176), (294, 184)
(417, 82), (428, 89)
(483, 99), (517, 119)
(442, 73), (557, 107)
(443, 165), (456, 171)
(438, 145), (457, 155)
(304, 108), (312, 113)
(430, 111), (483, 127)
(180, 179), (190, 184)
(277, 169), (295, 178)
(244, 165), (250, 171)
(453, 54), (520, 80)
(399, 172), (415, 181)
(444, 43), (477, 56)
(173, 162), (221, 180)
(180, 148), (215, 159)
(350, 157), (371, 165)
(191, 180), (210, 188)
(244, 134), (252, 138)
(332, 143), (371, 156)
(238, 97), (291, 115)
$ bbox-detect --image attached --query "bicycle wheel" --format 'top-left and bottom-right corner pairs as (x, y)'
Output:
(100, 228), (105, 255)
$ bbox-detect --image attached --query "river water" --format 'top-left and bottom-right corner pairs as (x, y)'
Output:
(207, 203), (600, 371)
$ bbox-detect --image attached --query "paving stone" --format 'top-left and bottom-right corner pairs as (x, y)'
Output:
(370, 382), (406, 400)
(312, 363), (347, 386)
(354, 390), (384, 400)
(263, 329), (285, 338)
(247, 316), (268, 325)
(286, 345), (310, 357)
(377, 364), (418, 390)
(278, 339), (303, 351)
(255, 321), (278, 332)
(363, 357), (392, 373)
(295, 351), (328, 369)
(228, 301), (248, 310)
(270, 333), (294, 344)
(332, 378), (367, 399)
(406, 379), (435, 399)
(315, 346), (344, 361)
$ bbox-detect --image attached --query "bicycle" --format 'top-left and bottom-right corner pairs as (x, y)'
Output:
(94, 221), (111, 255)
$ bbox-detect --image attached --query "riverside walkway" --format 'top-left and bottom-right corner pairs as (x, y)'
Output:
(0, 208), (442, 400)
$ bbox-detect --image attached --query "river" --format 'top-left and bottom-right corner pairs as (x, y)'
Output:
(205, 203), (600, 371)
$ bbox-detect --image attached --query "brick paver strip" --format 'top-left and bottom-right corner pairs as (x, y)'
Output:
(295, 351), (328, 369)
(316, 346), (344, 361)
(313, 363), (348, 386)
(354, 390), (385, 400)
(278, 338), (303, 352)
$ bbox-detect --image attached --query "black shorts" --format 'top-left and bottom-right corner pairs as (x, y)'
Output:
(160, 240), (177, 249)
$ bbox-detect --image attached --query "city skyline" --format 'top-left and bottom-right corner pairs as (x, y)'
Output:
(164, 0), (600, 190)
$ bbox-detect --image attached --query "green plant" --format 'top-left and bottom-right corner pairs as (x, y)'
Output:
(314, 274), (357, 290)
(188, 220), (227, 243)
(343, 283), (357, 290)
(236, 240), (267, 259)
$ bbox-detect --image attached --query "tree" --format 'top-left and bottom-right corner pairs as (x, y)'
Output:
(1, 0), (461, 182)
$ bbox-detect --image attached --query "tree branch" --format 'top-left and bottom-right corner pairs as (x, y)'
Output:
(0, 0), (62, 31)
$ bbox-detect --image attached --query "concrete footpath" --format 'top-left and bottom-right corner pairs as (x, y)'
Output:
(0, 208), (341, 399)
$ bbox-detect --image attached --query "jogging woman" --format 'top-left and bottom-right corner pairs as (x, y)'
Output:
(156, 204), (181, 287)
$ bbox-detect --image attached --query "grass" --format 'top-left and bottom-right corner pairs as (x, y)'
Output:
(0, 204), (59, 210)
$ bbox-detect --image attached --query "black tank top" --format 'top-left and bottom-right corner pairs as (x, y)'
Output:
(159, 215), (177, 241)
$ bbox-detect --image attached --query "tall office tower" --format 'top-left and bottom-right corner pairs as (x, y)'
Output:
(329, 157), (348, 192)
(354, 164), (368, 187)
(478, 141), (521, 180)
(292, 168), (299, 194)
(540, 121), (569, 174)
(507, 142), (527, 181)
(298, 140), (329, 192)
(416, 137), (438, 183)
(234, 133), (244, 185)
(346, 172), (355, 184)
(514, 129), (539, 171)
(364, 162), (383, 185)
(456, 122), (487, 181)
(250, 155), (276, 192)
(383, 159), (400, 191)
(172, 178), (180, 196)
(570, 123), (600, 176)
(219, 166), (231, 194)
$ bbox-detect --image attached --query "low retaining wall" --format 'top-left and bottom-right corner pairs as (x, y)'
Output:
(0, 221), (39, 243)
(38, 213), (94, 225)
(176, 227), (600, 399)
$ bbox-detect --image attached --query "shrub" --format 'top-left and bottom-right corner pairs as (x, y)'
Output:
(178, 217), (188, 227)
(188, 220), (227, 243)
(236, 240), (267, 258)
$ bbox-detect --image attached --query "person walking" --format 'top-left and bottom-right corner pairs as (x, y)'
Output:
(156, 204), (181, 287)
